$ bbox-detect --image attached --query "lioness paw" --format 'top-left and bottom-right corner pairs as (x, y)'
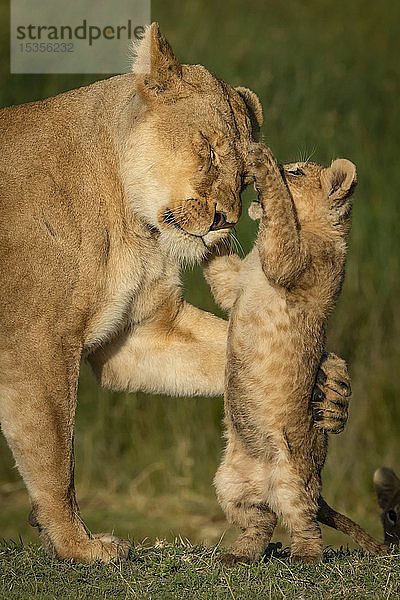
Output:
(312, 352), (351, 434)
(43, 532), (132, 563)
(89, 533), (132, 562)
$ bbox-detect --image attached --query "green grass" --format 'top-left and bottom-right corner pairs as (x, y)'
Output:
(1, 540), (399, 600)
(0, 0), (399, 558)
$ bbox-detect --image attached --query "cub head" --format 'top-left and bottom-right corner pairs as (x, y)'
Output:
(249, 157), (357, 236)
(122, 23), (262, 263)
(374, 467), (400, 546)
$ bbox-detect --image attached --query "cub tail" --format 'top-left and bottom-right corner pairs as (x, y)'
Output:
(317, 496), (387, 555)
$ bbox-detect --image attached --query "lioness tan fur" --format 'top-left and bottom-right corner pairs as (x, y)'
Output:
(205, 145), (385, 563)
(0, 23), (352, 563)
(374, 467), (400, 546)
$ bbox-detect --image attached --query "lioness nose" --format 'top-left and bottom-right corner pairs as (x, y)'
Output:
(209, 210), (235, 232)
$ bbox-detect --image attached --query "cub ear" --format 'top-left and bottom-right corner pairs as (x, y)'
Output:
(321, 158), (357, 202)
(235, 87), (263, 140)
(374, 467), (400, 509)
(132, 22), (182, 102)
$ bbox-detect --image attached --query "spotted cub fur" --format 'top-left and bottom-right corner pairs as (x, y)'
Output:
(374, 467), (400, 546)
(205, 144), (385, 563)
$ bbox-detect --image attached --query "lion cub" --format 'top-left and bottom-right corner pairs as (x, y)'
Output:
(374, 467), (400, 546)
(205, 144), (385, 563)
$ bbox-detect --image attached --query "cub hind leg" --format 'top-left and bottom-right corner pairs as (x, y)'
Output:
(214, 434), (277, 564)
(269, 465), (323, 563)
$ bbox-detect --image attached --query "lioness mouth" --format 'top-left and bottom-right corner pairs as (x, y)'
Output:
(162, 209), (205, 239)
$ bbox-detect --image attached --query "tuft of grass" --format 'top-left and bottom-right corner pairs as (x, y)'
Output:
(1, 539), (400, 600)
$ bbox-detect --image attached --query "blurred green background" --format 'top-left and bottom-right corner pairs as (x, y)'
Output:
(0, 0), (399, 549)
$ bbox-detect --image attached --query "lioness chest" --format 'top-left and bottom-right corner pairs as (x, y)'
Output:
(83, 238), (179, 351)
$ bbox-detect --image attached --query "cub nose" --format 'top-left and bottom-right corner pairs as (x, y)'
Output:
(209, 210), (235, 232)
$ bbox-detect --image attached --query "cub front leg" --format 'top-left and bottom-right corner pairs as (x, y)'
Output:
(248, 144), (309, 288)
(202, 250), (242, 313)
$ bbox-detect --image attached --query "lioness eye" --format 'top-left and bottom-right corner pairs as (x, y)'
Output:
(387, 510), (397, 524)
(210, 146), (216, 163)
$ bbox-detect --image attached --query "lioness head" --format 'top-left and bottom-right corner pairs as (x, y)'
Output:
(120, 23), (262, 263)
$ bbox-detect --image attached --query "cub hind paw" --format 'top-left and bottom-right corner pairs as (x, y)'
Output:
(248, 143), (278, 176)
(219, 552), (252, 567)
(290, 553), (322, 564)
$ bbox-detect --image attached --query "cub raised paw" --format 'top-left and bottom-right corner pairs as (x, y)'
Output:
(247, 143), (278, 180)
(247, 143), (288, 221)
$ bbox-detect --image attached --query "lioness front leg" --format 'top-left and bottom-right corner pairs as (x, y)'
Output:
(312, 352), (351, 433)
(89, 300), (228, 397)
(0, 343), (130, 563)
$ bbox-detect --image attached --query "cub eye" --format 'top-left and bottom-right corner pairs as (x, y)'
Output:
(210, 146), (216, 164)
(286, 165), (305, 176)
(387, 509), (397, 524)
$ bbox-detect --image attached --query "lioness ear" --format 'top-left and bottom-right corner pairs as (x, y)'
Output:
(132, 22), (182, 102)
(374, 467), (400, 509)
(321, 158), (357, 202)
(235, 87), (263, 140)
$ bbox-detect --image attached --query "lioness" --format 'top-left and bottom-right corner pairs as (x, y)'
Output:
(0, 23), (351, 562)
(206, 145), (384, 563)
